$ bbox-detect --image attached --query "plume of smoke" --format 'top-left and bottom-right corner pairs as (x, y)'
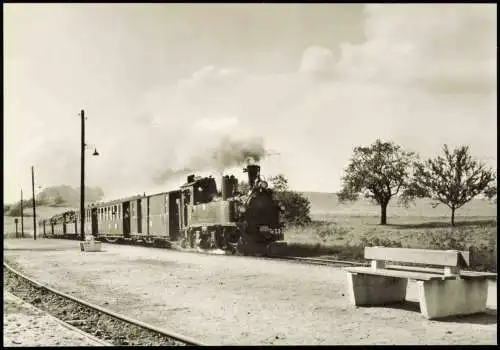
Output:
(209, 135), (266, 170)
(153, 135), (267, 185)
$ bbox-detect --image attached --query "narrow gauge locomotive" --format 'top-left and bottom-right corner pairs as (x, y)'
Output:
(42, 164), (284, 254)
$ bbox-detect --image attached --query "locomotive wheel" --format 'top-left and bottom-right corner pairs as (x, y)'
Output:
(180, 237), (188, 249)
(236, 237), (250, 256)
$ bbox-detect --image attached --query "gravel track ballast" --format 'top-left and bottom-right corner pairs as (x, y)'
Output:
(3, 264), (203, 346)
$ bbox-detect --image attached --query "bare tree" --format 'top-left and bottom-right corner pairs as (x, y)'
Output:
(338, 139), (417, 225)
(408, 144), (496, 226)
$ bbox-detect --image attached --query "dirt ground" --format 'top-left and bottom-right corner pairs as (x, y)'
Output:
(3, 238), (497, 345)
(3, 290), (108, 346)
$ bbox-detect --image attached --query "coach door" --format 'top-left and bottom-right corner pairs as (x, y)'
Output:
(63, 213), (67, 234)
(180, 188), (192, 229)
(91, 208), (99, 235)
(168, 191), (181, 240)
(123, 202), (131, 237)
(136, 199), (142, 234)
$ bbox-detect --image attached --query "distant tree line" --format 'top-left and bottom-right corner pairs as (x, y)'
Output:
(339, 139), (496, 226)
(4, 185), (104, 217)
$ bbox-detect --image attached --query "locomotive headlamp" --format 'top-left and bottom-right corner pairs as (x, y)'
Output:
(259, 181), (268, 189)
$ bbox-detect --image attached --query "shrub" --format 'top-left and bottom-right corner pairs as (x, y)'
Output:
(269, 174), (311, 226)
(316, 223), (350, 242)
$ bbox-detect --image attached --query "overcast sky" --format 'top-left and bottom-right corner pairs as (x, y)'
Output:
(4, 3), (497, 203)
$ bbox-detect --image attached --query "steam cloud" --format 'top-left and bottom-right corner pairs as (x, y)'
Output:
(153, 135), (267, 185)
(210, 136), (266, 169)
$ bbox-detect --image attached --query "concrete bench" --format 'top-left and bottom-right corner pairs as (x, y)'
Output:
(80, 238), (102, 252)
(345, 247), (497, 319)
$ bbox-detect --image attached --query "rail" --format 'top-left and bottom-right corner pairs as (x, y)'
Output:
(3, 262), (207, 346)
(268, 255), (369, 267)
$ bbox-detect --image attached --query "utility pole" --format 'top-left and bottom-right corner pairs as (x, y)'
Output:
(32, 166), (37, 240)
(21, 189), (24, 238)
(80, 109), (85, 241)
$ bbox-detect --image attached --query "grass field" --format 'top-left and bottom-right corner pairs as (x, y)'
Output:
(281, 194), (497, 272)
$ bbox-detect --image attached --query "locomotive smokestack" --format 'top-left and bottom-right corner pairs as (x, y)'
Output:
(245, 164), (261, 189)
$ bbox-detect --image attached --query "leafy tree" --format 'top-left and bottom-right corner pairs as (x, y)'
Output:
(483, 184), (497, 204)
(269, 174), (311, 226)
(338, 139), (417, 225)
(268, 174), (289, 192)
(407, 145), (496, 226)
(6, 204), (21, 217)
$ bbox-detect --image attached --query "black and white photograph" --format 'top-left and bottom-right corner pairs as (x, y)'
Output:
(3, 3), (497, 346)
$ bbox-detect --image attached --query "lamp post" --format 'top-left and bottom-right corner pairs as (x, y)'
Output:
(80, 109), (99, 241)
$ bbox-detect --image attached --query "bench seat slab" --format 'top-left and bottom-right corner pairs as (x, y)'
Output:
(345, 266), (451, 281)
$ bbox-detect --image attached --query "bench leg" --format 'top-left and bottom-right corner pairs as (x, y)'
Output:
(346, 272), (408, 306)
(417, 279), (488, 319)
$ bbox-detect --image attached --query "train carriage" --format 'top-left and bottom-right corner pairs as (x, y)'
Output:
(97, 200), (124, 238)
(51, 213), (65, 237)
(63, 211), (78, 239)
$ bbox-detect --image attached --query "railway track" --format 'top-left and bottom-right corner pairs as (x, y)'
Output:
(3, 262), (206, 347)
(44, 236), (370, 268)
(265, 255), (369, 267)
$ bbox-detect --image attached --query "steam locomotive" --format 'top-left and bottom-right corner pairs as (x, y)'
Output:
(41, 164), (285, 255)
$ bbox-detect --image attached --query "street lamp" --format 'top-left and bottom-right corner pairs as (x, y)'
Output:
(80, 109), (99, 241)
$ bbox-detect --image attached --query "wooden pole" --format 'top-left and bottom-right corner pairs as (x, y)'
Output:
(32, 166), (37, 240)
(21, 189), (24, 238)
(80, 109), (85, 241)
